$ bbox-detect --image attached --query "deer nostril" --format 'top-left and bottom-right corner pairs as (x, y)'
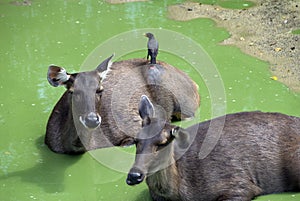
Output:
(126, 172), (144, 185)
(80, 112), (101, 129)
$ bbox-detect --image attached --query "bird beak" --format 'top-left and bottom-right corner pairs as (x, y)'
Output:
(143, 33), (147, 37)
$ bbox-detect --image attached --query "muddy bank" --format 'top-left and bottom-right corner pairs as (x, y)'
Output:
(168, 0), (300, 92)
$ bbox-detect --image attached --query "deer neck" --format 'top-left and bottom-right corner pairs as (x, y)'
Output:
(146, 146), (180, 200)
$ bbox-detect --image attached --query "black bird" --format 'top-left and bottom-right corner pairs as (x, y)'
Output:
(145, 33), (159, 64)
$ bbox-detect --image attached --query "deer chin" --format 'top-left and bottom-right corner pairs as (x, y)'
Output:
(79, 115), (101, 130)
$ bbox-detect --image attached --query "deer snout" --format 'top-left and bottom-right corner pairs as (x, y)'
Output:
(79, 112), (101, 129)
(126, 168), (145, 185)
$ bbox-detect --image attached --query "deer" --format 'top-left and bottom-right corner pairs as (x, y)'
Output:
(45, 55), (200, 155)
(126, 95), (300, 201)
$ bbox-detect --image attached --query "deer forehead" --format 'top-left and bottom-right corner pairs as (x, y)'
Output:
(74, 72), (101, 87)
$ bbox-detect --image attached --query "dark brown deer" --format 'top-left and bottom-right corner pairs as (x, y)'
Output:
(45, 56), (200, 154)
(127, 95), (300, 201)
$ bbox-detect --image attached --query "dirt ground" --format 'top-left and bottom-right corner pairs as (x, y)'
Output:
(95, 0), (300, 92)
(168, 0), (300, 92)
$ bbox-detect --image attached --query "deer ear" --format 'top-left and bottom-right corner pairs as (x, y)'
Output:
(138, 95), (155, 121)
(96, 54), (114, 80)
(47, 65), (71, 87)
(172, 127), (190, 149)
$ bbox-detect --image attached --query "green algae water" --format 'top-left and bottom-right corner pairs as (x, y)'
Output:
(0, 0), (299, 200)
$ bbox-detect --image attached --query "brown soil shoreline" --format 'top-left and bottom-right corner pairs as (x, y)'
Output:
(168, 0), (300, 92)
(108, 0), (299, 92)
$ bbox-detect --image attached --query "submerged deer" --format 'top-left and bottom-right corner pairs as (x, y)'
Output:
(127, 95), (300, 201)
(45, 55), (200, 154)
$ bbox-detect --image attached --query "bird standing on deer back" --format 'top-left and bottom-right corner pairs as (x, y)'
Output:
(145, 33), (159, 64)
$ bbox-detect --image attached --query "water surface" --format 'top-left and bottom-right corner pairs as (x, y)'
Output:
(0, 0), (299, 200)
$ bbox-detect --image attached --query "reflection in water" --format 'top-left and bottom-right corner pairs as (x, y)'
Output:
(124, 3), (143, 30)
(0, 0), (299, 200)
(0, 137), (82, 193)
(123, 2), (167, 30)
(0, 144), (16, 175)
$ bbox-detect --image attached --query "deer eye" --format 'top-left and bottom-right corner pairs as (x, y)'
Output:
(155, 138), (168, 151)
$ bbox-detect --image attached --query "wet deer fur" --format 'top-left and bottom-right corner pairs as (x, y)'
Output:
(45, 56), (200, 154)
(127, 97), (300, 201)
